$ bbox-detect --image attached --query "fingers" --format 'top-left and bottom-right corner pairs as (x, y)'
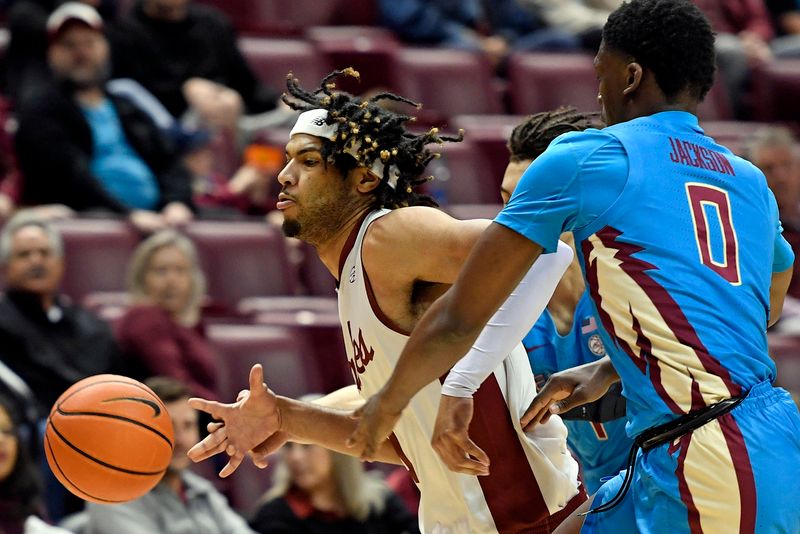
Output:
(549, 386), (588, 415)
(219, 451), (245, 478)
(236, 389), (249, 402)
(250, 432), (288, 469)
(207, 422), (223, 433)
(520, 396), (554, 431)
(346, 423), (377, 461)
(349, 404), (364, 420)
(432, 434), (490, 476)
(187, 426), (228, 462)
(520, 379), (573, 430)
(462, 437), (490, 468)
(188, 397), (227, 419)
(249, 364), (265, 392)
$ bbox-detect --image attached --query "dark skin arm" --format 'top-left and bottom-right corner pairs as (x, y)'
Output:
(769, 267), (792, 327)
(348, 223), (543, 459)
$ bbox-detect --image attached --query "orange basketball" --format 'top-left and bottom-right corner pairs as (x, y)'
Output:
(44, 374), (174, 504)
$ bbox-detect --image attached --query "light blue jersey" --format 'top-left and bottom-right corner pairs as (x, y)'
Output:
(496, 112), (800, 533)
(523, 291), (631, 493)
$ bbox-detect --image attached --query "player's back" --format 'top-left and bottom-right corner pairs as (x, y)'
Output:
(572, 112), (781, 435)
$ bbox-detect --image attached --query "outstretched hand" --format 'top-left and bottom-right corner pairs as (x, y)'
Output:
(431, 395), (489, 476)
(520, 359), (617, 431)
(187, 364), (282, 477)
(346, 390), (403, 461)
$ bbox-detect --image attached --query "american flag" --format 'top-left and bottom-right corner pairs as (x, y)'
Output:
(581, 316), (598, 334)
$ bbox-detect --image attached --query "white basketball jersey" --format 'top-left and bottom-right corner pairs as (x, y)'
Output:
(337, 210), (580, 534)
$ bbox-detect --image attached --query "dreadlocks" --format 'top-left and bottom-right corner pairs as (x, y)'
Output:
(282, 68), (463, 209)
(508, 107), (602, 162)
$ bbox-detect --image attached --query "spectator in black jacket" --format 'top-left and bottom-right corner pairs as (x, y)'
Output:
(107, 0), (281, 131)
(14, 2), (194, 233)
(0, 211), (121, 418)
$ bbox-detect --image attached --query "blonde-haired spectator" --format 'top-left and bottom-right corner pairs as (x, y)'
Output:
(116, 230), (217, 399)
(249, 395), (419, 534)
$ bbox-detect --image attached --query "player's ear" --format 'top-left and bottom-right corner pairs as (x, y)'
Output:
(622, 62), (643, 95)
(353, 167), (381, 194)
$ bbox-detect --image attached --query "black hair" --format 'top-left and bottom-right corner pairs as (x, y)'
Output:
(508, 107), (602, 162)
(0, 394), (43, 521)
(282, 68), (463, 209)
(603, 0), (716, 100)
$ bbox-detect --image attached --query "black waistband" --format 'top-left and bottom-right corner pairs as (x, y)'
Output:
(582, 395), (745, 517)
(635, 396), (744, 451)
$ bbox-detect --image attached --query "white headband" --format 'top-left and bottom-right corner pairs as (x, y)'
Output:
(290, 109), (400, 189)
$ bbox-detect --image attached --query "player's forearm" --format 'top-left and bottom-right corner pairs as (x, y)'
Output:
(277, 396), (401, 464)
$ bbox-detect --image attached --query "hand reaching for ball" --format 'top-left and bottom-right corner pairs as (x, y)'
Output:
(188, 364), (282, 477)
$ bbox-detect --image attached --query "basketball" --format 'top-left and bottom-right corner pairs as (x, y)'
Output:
(44, 374), (175, 504)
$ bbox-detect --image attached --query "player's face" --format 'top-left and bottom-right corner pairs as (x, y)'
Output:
(501, 158), (533, 205)
(165, 399), (198, 473)
(143, 245), (194, 318)
(754, 145), (800, 214)
(47, 26), (109, 89)
(278, 134), (363, 245)
(0, 405), (19, 482)
(3, 226), (64, 297)
(594, 42), (631, 126)
(284, 442), (334, 493)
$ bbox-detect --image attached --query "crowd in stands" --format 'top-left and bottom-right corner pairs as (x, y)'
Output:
(0, 0), (799, 532)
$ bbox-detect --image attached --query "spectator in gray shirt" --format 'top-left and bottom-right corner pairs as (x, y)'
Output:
(86, 376), (255, 534)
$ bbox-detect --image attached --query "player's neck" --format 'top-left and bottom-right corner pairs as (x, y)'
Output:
(315, 205), (374, 282)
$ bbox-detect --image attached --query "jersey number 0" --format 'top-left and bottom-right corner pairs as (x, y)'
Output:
(685, 183), (741, 286)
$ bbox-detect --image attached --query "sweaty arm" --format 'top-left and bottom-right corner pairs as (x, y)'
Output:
(441, 241), (574, 397)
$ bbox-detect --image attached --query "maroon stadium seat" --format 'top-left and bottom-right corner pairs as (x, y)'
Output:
(296, 242), (337, 297)
(392, 47), (502, 119)
(207, 322), (323, 399)
(305, 26), (400, 95)
(330, 0), (378, 26)
(452, 114), (528, 193)
(206, 323), (319, 511)
(700, 121), (771, 156)
(196, 0), (339, 35)
(696, 81), (733, 121)
(238, 296), (338, 316)
(751, 59), (800, 122)
(251, 309), (351, 392)
(508, 52), (600, 115)
(421, 139), (498, 205)
(238, 37), (330, 91)
(53, 218), (141, 302)
(82, 291), (131, 323)
(185, 221), (297, 309)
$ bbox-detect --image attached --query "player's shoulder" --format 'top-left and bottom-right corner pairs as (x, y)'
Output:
(540, 128), (622, 166)
(370, 206), (456, 236)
